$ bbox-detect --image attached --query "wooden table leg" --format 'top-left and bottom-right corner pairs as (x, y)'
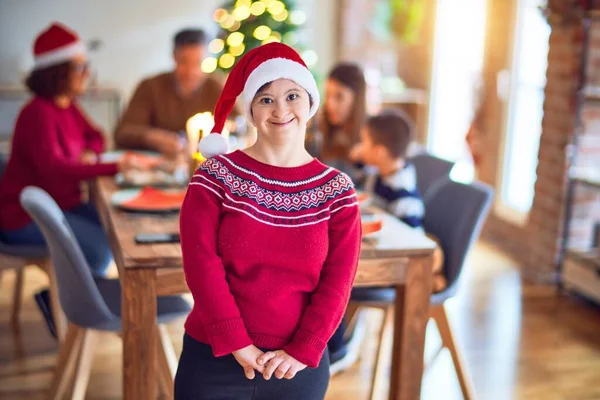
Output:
(122, 268), (157, 400)
(389, 255), (433, 400)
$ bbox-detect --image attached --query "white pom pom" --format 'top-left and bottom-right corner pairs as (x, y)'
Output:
(198, 133), (229, 158)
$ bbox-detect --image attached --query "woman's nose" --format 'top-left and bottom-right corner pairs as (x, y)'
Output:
(272, 101), (288, 118)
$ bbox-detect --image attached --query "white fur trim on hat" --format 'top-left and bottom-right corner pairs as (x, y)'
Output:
(198, 132), (229, 158)
(242, 57), (320, 125)
(34, 41), (87, 70)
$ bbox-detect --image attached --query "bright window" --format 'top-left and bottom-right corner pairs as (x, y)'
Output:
(427, 0), (487, 183)
(500, 0), (550, 214)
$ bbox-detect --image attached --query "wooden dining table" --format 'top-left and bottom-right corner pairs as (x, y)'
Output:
(91, 176), (436, 400)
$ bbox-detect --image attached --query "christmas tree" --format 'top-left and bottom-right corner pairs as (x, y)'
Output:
(201, 0), (317, 73)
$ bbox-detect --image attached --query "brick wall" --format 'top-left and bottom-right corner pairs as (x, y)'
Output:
(572, 20), (600, 250)
(482, 17), (584, 283)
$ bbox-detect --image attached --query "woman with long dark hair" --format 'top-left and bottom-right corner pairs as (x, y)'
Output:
(318, 63), (367, 172)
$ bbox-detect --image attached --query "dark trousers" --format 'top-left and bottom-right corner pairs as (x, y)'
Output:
(174, 334), (330, 400)
(327, 319), (347, 353)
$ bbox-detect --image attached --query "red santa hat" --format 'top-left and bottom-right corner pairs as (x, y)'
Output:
(33, 22), (87, 70)
(198, 42), (320, 158)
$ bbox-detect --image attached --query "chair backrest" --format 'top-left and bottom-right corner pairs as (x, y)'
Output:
(411, 153), (455, 199)
(19, 187), (116, 327)
(423, 177), (493, 291)
(0, 152), (7, 181)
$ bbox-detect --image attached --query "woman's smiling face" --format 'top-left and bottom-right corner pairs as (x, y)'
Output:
(251, 78), (311, 141)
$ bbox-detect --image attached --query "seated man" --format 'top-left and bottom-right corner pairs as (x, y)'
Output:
(115, 28), (234, 157)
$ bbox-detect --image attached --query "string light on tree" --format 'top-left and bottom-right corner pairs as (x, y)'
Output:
(289, 10), (306, 25)
(272, 10), (289, 22)
(267, 1), (285, 15)
(209, 38), (225, 53)
(214, 8), (229, 23)
(230, 44), (246, 56)
(201, 57), (218, 73)
(301, 50), (318, 67)
(227, 32), (245, 47)
(232, 5), (251, 20)
(219, 53), (235, 69)
(211, 0), (314, 72)
(221, 15), (236, 29)
(250, 2), (266, 15)
(253, 25), (271, 40)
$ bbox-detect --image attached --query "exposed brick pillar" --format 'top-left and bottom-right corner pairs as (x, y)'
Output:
(482, 16), (583, 283)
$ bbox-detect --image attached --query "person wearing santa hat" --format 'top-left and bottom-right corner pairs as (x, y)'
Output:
(0, 22), (139, 337)
(175, 42), (362, 399)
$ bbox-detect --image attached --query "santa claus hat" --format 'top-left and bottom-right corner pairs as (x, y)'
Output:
(33, 22), (87, 70)
(199, 42), (320, 158)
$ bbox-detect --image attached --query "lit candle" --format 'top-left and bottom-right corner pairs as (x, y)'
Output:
(186, 112), (232, 159)
(186, 112), (213, 158)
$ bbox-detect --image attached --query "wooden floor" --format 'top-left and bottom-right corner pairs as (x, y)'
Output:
(1, 242), (600, 400)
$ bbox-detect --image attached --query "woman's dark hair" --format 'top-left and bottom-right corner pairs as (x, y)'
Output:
(319, 63), (367, 161)
(25, 62), (72, 98)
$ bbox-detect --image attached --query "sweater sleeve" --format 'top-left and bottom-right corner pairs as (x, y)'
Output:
(283, 186), (362, 367)
(24, 106), (118, 180)
(179, 169), (253, 356)
(74, 103), (106, 154)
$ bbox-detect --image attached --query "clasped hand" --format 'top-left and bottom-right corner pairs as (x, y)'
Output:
(232, 345), (307, 380)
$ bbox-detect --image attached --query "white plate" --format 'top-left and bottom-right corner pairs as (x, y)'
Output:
(100, 150), (161, 163)
(100, 150), (124, 163)
(110, 188), (142, 207)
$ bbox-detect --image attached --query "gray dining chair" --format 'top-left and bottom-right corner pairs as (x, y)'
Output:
(410, 153), (455, 199)
(20, 186), (191, 400)
(0, 236), (54, 327)
(0, 154), (63, 338)
(350, 177), (493, 400)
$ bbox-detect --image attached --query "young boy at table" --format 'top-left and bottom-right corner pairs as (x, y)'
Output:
(350, 108), (446, 289)
(328, 109), (445, 375)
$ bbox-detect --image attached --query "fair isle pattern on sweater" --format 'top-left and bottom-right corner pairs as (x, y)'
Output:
(192, 155), (358, 227)
(219, 155), (335, 187)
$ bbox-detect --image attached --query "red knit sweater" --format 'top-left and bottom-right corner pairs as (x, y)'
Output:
(180, 150), (362, 368)
(0, 97), (118, 230)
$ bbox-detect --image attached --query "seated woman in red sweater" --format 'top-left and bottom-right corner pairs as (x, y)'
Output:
(0, 23), (134, 334)
(175, 43), (362, 399)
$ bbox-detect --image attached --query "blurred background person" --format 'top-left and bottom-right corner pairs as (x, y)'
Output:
(115, 28), (237, 158)
(0, 22), (138, 337)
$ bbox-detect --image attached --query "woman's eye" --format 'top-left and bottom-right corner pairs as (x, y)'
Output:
(260, 98), (273, 104)
(288, 93), (299, 101)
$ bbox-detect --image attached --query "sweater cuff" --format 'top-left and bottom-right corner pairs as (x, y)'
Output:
(105, 163), (119, 176)
(87, 142), (104, 155)
(283, 330), (327, 368)
(205, 318), (253, 357)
